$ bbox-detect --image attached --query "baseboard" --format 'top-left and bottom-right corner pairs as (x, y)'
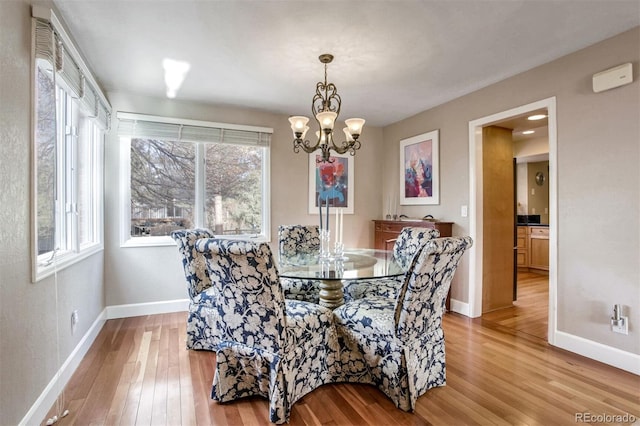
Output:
(19, 310), (107, 426)
(449, 299), (639, 374)
(20, 297), (637, 425)
(449, 298), (470, 316)
(105, 298), (189, 319)
(19, 299), (188, 425)
(555, 331), (640, 375)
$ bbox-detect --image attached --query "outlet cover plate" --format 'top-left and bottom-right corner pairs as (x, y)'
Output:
(612, 316), (629, 335)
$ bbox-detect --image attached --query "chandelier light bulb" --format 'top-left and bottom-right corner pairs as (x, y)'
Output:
(316, 111), (337, 130)
(289, 116), (309, 135)
(345, 118), (365, 136)
(343, 127), (353, 142)
(315, 130), (327, 143)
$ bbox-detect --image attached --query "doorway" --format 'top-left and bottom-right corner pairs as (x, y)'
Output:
(467, 97), (557, 345)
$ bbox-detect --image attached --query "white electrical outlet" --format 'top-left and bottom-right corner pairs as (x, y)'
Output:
(611, 316), (628, 335)
(71, 310), (79, 335)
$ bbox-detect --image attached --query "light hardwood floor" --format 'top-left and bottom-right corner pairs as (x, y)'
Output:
(482, 271), (549, 340)
(44, 304), (639, 425)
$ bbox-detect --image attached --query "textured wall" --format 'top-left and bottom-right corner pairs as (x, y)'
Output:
(382, 27), (639, 354)
(0, 2), (105, 424)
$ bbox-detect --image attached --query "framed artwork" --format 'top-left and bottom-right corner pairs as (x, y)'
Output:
(308, 152), (354, 214)
(400, 130), (440, 205)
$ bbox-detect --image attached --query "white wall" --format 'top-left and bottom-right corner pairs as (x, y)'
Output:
(103, 92), (384, 306)
(382, 27), (639, 355)
(0, 2), (105, 424)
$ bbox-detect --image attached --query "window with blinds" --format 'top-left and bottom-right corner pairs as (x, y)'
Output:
(31, 7), (109, 281)
(117, 113), (273, 245)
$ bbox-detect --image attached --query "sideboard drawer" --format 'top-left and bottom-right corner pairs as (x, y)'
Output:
(372, 220), (453, 250)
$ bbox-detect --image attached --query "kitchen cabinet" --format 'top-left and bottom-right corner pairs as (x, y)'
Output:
(528, 226), (549, 270)
(516, 226), (528, 269)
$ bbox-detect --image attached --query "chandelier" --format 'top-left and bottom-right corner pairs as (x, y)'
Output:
(289, 54), (365, 163)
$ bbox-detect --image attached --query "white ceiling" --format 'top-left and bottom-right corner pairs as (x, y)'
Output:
(53, 0), (640, 127)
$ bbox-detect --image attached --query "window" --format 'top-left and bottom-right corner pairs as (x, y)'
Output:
(32, 9), (111, 281)
(118, 113), (272, 246)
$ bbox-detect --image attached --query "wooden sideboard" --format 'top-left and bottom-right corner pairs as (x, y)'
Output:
(373, 219), (453, 250)
(373, 219), (455, 311)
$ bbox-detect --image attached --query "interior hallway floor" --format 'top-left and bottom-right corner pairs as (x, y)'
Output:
(481, 271), (549, 340)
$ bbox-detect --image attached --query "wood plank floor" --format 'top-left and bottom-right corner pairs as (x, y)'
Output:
(44, 308), (639, 425)
(482, 271), (549, 340)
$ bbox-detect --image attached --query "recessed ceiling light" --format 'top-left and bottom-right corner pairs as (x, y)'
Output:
(522, 130), (535, 135)
(527, 114), (546, 121)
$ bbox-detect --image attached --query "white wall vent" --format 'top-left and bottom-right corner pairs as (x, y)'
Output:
(592, 63), (633, 93)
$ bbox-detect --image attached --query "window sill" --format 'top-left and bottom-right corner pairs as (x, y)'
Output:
(34, 244), (104, 282)
(120, 234), (270, 248)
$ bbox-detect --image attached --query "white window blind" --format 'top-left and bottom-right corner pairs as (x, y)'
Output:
(117, 112), (273, 146)
(32, 7), (112, 131)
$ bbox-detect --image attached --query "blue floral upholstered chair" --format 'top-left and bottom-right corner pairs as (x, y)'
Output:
(194, 238), (340, 424)
(170, 228), (221, 351)
(277, 224), (322, 304)
(333, 236), (473, 411)
(343, 227), (440, 301)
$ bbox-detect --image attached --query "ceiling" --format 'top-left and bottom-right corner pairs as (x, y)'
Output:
(52, 0), (640, 127)
(495, 108), (548, 142)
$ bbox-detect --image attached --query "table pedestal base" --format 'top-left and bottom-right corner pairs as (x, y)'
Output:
(318, 279), (344, 309)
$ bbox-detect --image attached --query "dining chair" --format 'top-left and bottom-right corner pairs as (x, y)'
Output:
(170, 228), (220, 351)
(194, 238), (340, 424)
(333, 236), (473, 411)
(343, 227), (440, 301)
(278, 224), (322, 304)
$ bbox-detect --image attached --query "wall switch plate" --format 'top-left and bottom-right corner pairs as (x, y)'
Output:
(461, 205), (468, 217)
(611, 316), (628, 335)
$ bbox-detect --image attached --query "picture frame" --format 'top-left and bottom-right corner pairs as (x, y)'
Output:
(308, 152), (354, 214)
(400, 130), (440, 205)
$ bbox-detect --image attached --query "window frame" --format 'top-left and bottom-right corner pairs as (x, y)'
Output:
(118, 116), (272, 248)
(32, 83), (105, 282)
(31, 7), (109, 282)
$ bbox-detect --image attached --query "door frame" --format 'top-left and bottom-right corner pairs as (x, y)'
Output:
(467, 97), (557, 345)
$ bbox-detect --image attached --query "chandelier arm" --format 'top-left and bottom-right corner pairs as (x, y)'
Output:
(290, 53), (363, 163)
(293, 138), (321, 154)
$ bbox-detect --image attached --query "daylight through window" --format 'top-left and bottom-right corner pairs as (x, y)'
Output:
(32, 10), (111, 281)
(118, 114), (272, 244)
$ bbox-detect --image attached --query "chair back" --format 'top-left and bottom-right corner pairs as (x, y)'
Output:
(171, 228), (215, 299)
(392, 227), (441, 271)
(278, 225), (321, 258)
(394, 236), (473, 341)
(195, 238), (286, 353)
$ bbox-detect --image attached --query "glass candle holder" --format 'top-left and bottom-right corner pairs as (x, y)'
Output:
(320, 229), (331, 260)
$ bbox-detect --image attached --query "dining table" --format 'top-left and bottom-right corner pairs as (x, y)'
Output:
(278, 248), (404, 309)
